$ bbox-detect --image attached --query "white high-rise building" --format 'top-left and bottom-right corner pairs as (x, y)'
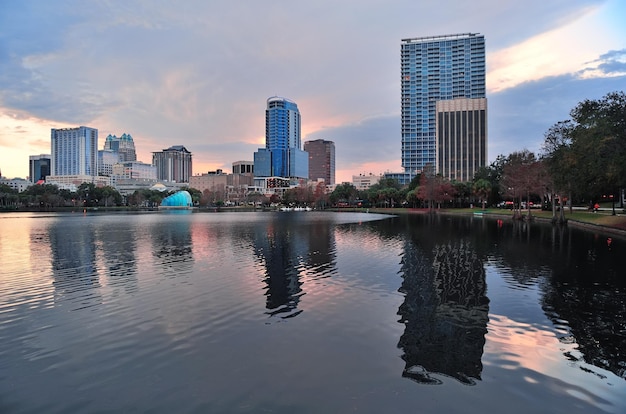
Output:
(51, 126), (98, 176)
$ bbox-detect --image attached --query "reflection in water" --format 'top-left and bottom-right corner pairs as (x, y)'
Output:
(251, 213), (336, 319)
(397, 232), (489, 385)
(151, 216), (194, 275)
(541, 229), (626, 380)
(49, 218), (102, 309)
(1, 212), (625, 413)
(96, 220), (138, 295)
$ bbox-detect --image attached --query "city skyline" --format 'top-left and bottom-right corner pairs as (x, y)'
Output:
(1, 1), (625, 183)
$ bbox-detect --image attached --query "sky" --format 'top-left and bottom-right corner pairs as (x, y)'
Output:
(1, 0), (625, 184)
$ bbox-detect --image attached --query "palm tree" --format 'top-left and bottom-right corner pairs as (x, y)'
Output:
(473, 179), (492, 210)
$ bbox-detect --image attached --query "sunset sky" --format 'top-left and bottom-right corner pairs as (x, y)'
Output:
(1, 0), (625, 183)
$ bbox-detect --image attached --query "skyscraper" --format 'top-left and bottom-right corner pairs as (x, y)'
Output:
(254, 96), (308, 180)
(104, 133), (137, 162)
(401, 33), (487, 180)
(152, 145), (192, 183)
(50, 126), (98, 176)
(304, 139), (335, 185)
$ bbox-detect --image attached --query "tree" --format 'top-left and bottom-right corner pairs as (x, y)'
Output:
(0, 184), (18, 209)
(541, 120), (576, 222)
(330, 183), (358, 206)
(417, 164), (437, 211)
(184, 187), (203, 206)
(415, 164), (456, 210)
(312, 181), (329, 209)
(453, 181), (472, 208)
(501, 150), (542, 219)
(472, 179), (491, 209)
(569, 91), (626, 214)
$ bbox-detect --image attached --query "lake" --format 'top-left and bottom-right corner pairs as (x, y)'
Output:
(0, 211), (625, 413)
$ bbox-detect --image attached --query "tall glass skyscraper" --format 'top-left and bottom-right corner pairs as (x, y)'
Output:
(50, 126), (98, 176)
(401, 33), (486, 178)
(254, 96), (308, 180)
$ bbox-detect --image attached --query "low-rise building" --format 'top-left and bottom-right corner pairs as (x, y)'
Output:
(352, 173), (383, 191)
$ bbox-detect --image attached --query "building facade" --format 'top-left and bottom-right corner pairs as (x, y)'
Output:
(401, 33), (486, 179)
(254, 96), (308, 181)
(112, 161), (157, 180)
(436, 98), (487, 182)
(352, 173), (382, 191)
(232, 161), (254, 175)
(98, 150), (119, 176)
(152, 145), (192, 183)
(104, 133), (137, 162)
(0, 177), (31, 192)
(304, 139), (335, 185)
(29, 154), (51, 183)
(51, 126), (99, 177)
(189, 170), (228, 194)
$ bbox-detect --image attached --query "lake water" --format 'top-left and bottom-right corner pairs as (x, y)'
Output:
(0, 211), (625, 413)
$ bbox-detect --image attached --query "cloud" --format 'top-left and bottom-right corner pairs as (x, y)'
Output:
(1, 0), (624, 182)
(306, 114), (400, 170)
(487, 70), (626, 160)
(485, 3), (619, 93)
(578, 49), (626, 79)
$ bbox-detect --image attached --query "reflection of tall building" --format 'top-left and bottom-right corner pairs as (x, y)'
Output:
(251, 214), (336, 319)
(49, 220), (101, 308)
(97, 225), (138, 295)
(397, 238), (489, 385)
(151, 214), (194, 274)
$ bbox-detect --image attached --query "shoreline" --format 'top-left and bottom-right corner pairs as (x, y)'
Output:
(4, 205), (626, 239)
(357, 207), (626, 240)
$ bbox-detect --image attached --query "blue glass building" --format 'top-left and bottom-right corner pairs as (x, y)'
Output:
(254, 96), (308, 181)
(51, 126), (98, 176)
(401, 33), (486, 176)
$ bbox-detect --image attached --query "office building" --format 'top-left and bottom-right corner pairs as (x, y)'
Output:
(50, 126), (98, 177)
(436, 98), (487, 182)
(304, 139), (335, 185)
(98, 150), (119, 176)
(401, 33), (487, 180)
(29, 154), (51, 183)
(254, 96), (308, 181)
(0, 177), (31, 192)
(152, 145), (192, 183)
(112, 161), (157, 180)
(232, 161), (254, 175)
(189, 170), (228, 195)
(352, 173), (382, 191)
(104, 133), (137, 162)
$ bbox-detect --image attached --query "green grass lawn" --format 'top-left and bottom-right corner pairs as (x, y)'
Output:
(447, 207), (626, 230)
